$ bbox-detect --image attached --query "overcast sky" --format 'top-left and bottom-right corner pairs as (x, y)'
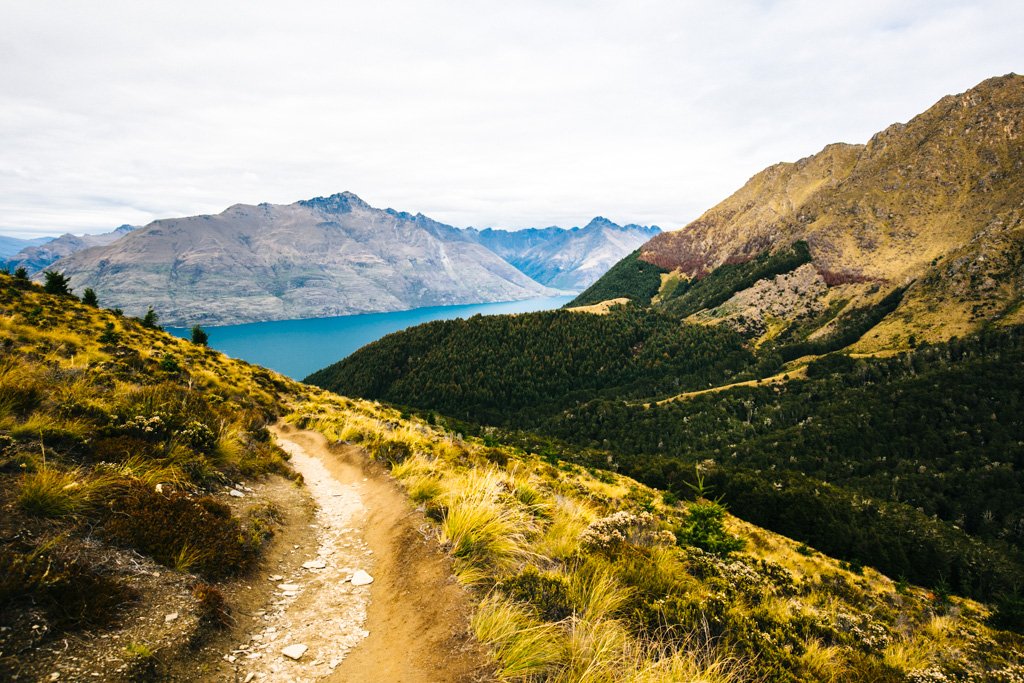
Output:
(1, 1), (1021, 237)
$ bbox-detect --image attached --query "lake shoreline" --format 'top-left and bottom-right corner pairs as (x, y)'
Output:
(167, 295), (575, 379)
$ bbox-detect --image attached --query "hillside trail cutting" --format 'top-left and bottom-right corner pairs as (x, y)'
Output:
(253, 423), (490, 683)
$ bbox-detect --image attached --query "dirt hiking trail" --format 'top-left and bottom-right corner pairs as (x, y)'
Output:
(266, 424), (492, 683)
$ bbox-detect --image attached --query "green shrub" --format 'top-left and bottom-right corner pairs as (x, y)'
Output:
(42, 270), (72, 295)
(141, 307), (160, 329)
(190, 325), (208, 346)
(98, 322), (121, 344)
(158, 354), (180, 373)
(498, 567), (574, 621)
(677, 501), (745, 556)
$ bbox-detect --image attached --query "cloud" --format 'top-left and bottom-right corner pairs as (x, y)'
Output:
(1, 0), (1021, 236)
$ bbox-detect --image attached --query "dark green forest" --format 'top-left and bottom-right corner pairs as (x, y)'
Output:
(307, 307), (756, 425)
(567, 250), (668, 307)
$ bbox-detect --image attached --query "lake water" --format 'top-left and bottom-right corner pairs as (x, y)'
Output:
(167, 295), (574, 380)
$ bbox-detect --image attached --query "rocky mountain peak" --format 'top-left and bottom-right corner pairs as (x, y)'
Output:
(298, 191), (371, 214)
(582, 216), (619, 231)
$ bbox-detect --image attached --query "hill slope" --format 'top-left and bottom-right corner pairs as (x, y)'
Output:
(310, 75), (1024, 613)
(581, 73), (1024, 348)
(5, 277), (1023, 680)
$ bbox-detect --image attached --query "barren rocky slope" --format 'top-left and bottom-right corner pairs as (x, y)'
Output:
(53, 193), (554, 326)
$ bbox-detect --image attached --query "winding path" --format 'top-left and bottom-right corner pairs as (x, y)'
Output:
(261, 425), (491, 683)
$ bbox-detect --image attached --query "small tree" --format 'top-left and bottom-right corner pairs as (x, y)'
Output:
(98, 322), (120, 345)
(190, 325), (209, 346)
(141, 307), (159, 329)
(677, 500), (745, 556)
(13, 266), (28, 281)
(43, 270), (72, 295)
(82, 288), (99, 306)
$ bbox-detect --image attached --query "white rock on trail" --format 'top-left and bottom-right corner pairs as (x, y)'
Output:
(350, 570), (374, 586)
(281, 644), (308, 660)
(240, 433), (373, 682)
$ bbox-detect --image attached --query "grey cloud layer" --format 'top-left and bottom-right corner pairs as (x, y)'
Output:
(1, 0), (1021, 236)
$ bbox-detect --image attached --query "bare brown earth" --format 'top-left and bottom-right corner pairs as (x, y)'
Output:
(272, 425), (493, 683)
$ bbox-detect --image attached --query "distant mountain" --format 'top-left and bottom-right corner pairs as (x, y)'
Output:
(53, 193), (556, 326)
(0, 235), (52, 260)
(462, 218), (661, 290)
(49, 194), (654, 326)
(7, 225), (135, 274)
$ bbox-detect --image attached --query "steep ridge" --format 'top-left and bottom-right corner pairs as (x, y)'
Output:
(581, 73), (1024, 348)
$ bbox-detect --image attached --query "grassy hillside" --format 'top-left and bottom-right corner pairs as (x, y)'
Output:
(289, 393), (1024, 682)
(309, 240), (1024, 605)
(6, 273), (1023, 680)
(0, 274), (300, 678)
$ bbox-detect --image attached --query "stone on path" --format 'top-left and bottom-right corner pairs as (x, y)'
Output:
(282, 644), (308, 660)
(350, 570), (374, 586)
(302, 559), (327, 570)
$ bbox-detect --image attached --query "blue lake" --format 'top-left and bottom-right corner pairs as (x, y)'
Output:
(167, 295), (574, 380)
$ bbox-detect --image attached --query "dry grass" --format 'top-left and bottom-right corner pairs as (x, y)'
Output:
(472, 595), (564, 679)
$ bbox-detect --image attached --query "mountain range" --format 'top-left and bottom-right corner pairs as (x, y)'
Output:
(37, 194), (657, 326)
(608, 72), (1024, 349)
(3, 225), (135, 274)
(0, 235), (52, 260)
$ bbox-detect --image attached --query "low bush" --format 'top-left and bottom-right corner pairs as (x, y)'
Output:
(101, 483), (260, 579)
(498, 567), (574, 621)
(0, 541), (135, 631)
(677, 500), (745, 556)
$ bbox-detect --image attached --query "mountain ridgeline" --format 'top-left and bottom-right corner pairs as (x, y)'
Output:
(38, 195), (658, 326)
(309, 75), (1024, 605)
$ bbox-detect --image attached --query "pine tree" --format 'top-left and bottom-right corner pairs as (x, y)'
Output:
(43, 270), (72, 295)
(191, 325), (208, 346)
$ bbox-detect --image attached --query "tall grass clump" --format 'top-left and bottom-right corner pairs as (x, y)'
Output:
(472, 595), (564, 679)
(438, 469), (535, 579)
(18, 465), (88, 517)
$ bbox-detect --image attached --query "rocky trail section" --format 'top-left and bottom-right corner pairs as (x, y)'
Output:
(219, 430), (376, 682)
(263, 425), (492, 683)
